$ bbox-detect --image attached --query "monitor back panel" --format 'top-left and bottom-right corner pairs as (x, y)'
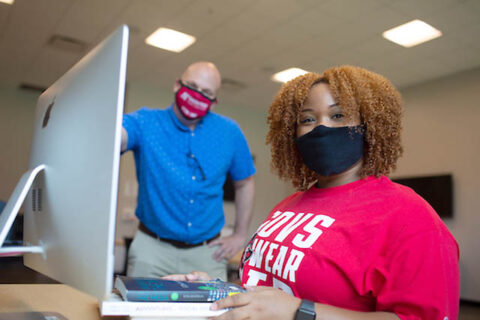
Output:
(23, 25), (129, 301)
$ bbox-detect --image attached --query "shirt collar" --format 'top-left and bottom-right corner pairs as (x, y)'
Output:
(168, 103), (207, 132)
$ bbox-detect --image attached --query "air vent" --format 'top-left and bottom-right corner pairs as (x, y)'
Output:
(37, 188), (42, 212)
(32, 189), (36, 211)
(31, 188), (43, 212)
(19, 83), (47, 93)
(47, 34), (86, 53)
(222, 78), (246, 92)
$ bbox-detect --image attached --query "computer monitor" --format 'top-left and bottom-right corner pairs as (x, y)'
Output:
(392, 174), (453, 218)
(0, 25), (128, 301)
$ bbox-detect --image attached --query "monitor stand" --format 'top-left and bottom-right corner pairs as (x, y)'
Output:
(0, 164), (46, 257)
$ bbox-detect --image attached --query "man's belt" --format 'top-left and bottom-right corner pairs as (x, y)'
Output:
(138, 222), (220, 249)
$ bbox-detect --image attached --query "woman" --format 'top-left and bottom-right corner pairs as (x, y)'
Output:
(169, 66), (459, 320)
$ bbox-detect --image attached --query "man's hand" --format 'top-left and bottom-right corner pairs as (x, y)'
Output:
(209, 176), (254, 262)
(209, 233), (247, 262)
(211, 286), (300, 320)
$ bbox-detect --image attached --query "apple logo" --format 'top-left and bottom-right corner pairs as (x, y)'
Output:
(42, 98), (55, 128)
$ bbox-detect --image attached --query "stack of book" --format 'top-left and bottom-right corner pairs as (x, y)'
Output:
(101, 276), (244, 319)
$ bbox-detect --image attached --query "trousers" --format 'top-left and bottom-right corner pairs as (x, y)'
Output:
(126, 229), (227, 280)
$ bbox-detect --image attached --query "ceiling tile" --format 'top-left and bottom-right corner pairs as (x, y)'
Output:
(329, 36), (400, 68)
(453, 23), (480, 50)
(0, 0), (478, 110)
(0, 0), (73, 86)
(0, 3), (11, 28)
(384, 0), (461, 17)
(247, 0), (318, 24)
(55, 0), (130, 43)
(22, 47), (81, 87)
(108, 0), (196, 44)
(434, 45), (480, 74)
(166, 0), (257, 39)
(317, 0), (386, 22)
(423, 1), (480, 33)
(285, 7), (342, 38)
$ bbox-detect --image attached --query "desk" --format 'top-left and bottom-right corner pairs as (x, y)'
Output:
(0, 284), (127, 320)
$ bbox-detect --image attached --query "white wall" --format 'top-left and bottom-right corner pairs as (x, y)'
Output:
(1, 67), (478, 301)
(115, 82), (175, 240)
(0, 80), (291, 274)
(116, 81), (291, 242)
(0, 86), (38, 203)
(395, 67), (480, 301)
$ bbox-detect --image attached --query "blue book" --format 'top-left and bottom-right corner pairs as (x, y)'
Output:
(114, 276), (244, 302)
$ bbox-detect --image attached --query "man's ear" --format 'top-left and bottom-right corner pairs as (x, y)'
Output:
(210, 100), (218, 111)
(173, 79), (181, 93)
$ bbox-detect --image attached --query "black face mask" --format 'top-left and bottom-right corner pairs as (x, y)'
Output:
(294, 125), (364, 177)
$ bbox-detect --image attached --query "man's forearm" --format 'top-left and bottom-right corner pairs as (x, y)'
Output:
(233, 176), (255, 237)
(121, 127), (128, 152)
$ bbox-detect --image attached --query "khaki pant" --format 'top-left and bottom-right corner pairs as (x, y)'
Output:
(127, 230), (227, 280)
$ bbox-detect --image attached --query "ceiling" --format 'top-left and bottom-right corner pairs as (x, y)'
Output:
(1, 0), (479, 110)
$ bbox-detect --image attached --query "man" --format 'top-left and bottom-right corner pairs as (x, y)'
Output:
(121, 61), (255, 280)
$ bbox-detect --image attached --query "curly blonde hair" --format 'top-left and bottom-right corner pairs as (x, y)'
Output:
(266, 65), (403, 190)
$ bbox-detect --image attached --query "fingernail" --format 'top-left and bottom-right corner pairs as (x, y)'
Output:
(210, 302), (218, 310)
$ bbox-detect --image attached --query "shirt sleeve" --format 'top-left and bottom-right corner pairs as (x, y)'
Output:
(228, 124), (256, 181)
(368, 228), (459, 320)
(122, 108), (145, 151)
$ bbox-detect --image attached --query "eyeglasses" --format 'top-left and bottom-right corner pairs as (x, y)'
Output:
(187, 152), (206, 181)
(179, 79), (217, 102)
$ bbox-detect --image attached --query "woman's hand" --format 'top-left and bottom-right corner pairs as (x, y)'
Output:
(210, 287), (401, 320)
(210, 286), (301, 320)
(162, 271), (212, 281)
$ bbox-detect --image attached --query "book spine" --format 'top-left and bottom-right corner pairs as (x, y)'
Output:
(126, 291), (172, 302)
(101, 301), (227, 317)
(126, 290), (213, 302)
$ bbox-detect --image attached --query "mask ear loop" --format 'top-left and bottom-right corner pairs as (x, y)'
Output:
(178, 79), (217, 103)
(178, 79), (187, 88)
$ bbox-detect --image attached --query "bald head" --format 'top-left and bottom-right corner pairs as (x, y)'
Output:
(182, 62), (221, 83)
(177, 61), (222, 99)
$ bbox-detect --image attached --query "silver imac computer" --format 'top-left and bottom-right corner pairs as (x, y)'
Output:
(0, 25), (128, 301)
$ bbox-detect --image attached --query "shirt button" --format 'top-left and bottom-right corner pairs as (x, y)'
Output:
(189, 199), (194, 204)
(192, 176), (196, 180)
(190, 154), (195, 158)
(191, 133), (195, 137)
(188, 222), (192, 227)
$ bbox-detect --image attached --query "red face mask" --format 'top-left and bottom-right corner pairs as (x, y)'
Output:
(175, 81), (216, 120)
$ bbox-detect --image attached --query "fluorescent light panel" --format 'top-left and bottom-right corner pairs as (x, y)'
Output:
(272, 68), (310, 83)
(145, 27), (196, 53)
(0, 0), (14, 4)
(382, 19), (442, 48)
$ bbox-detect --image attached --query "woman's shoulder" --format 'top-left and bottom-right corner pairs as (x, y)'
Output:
(375, 176), (453, 237)
(268, 190), (306, 212)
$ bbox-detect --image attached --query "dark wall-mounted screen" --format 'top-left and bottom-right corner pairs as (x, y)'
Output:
(392, 174), (453, 218)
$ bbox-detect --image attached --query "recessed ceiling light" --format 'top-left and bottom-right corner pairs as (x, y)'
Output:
(145, 27), (196, 53)
(271, 68), (310, 83)
(0, 0), (14, 4)
(382, 19), (442, 48)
